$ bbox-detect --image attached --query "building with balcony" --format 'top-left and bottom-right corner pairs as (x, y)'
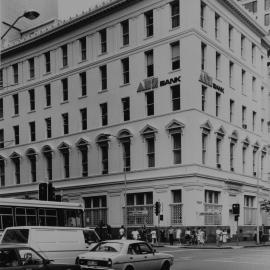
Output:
(1, 0), (270, 239)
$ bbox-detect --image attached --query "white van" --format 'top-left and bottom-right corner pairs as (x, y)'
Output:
(0, 226), (100, 264)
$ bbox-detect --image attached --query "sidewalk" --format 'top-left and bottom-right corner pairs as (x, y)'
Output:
(154, 240), (270, 249)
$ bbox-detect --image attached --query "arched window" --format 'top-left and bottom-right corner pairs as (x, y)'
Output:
(58, 143), (70, 178)
(117, 130), (132, 172)
(96, 135), (110, 175)
(10, 152), (21, 184)
(42, 145), (53, 180)
(76, 139), (89, 177)
(26, 148), (37, 183)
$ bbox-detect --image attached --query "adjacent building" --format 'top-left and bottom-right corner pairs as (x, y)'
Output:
(1, 0), (270, 239)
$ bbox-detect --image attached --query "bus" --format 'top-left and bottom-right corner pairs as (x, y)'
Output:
(0, 198), (84, 231)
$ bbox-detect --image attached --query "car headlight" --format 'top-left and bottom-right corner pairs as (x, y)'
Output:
(108, 258), (112, 267)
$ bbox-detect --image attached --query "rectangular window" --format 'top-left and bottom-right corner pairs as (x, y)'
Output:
(171, 1), (180, 28)
(261, 118), (264, 133)
(122, 97), (130, 121)
(252, 150), (257, 174)
(265, 14), (270, 26)
(215, 13), (220, 39)
(100, 65), (107, 90)
(80, 37), (87, 61)
(13, 93), (19, 115)
(80, 108), (87, 130)
(201, 43), (206, 71)
(201, 1), (206, 29)
(241, 34), (245, 58)
(13, 63), (18, 84)
(202, 85), (206, 112)
(202, 133), (207, 164)
(205, 190), (219, 204)
(216, 137), (221, 165)
(0, 159), (5, 187)
(28, 89), (35, 111)
(0, 98), (3, 119)
(121, 58), (129, 84)
(14, 125), (19, 145)
(100, 144), (108, 175)
(145, 10), (153, 37)
(28, 58), (35, 79)
(100, 103), (108, 126)
(216, 52), (221, 79)
(100, 29), (107, 54)
(252, 43), (256, 64)
(229, 24), (233, 49)
(61, 45), (68, 67)
(121, 20), (129, 46)
(29, 121), (36, 142)
(80, 72), (87, 96)
(242, 146), (247, 173)
(62, 113), (69, 134)
(62, 78), (68, 101)
(229, 99), (234, 123)
(45, 84), (51, 107)
(0, 69), (3, 89)
(171, 41), (180, 70)
(171, 84), (180, 111)
(172, 133), (181, 164)
(252, 111), (256, 131)
(0, 129), (4, 149)
(252, 77), (256, 99)
(265, 0), (270, 10)
(45, 117), (52, 139)
(146, 137), (155, 167)
(45, 51), (51, 73)
(145, 91), (154, 116)
(145, 50), (154, 77)
(242, 106), (247, 128)
(241, 69), (246, 93)
(229, 61), (234, 87)
(216, 92), (221, 117)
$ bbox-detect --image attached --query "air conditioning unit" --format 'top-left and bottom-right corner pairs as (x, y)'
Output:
(231, 167), (234, 172)
(217, 163), (221, 169)
(242, 124), (247, 129)
(253, 172), (257, 176)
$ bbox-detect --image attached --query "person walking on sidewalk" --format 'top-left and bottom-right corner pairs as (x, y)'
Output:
(168, 226), (174, 245)
(151, 227), (157, 245)
(176, 227), (182, 245)
(216, 227), (222, 247)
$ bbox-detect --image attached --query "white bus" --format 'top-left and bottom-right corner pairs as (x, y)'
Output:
(0, 198), (84, 232)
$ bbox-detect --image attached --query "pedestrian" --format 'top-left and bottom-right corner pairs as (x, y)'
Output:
(222, 229), (227, 243)
(131, 229), (139, 240)
(168, 226), (174, 245)
(176, 227), (182, 245)
(106, 224), (112, 239)
(216, 227), (222, 247)
(151, 227), (157, 245)
(185, 227), (191, 245)
(119, 225), (125, 239)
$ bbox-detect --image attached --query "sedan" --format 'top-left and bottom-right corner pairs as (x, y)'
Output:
(0, 244), (81, 269)
(76, 239), (173, 270)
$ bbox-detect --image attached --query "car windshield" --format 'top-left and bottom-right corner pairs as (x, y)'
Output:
(92, 242), (123, 252)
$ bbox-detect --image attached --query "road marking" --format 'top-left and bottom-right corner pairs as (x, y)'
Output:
(204, 259), (269, 265)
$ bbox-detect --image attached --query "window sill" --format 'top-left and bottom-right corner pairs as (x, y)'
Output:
(98, 89), (108, 94)
(0, 117), (3, 121)
(201, 27), (207, 34)
(28, 77), (35, 81)
(78, 95), (88, 99)
(60, 65), (69, 70)
(60, 100), (69, 105)
(44, 71), (51, 76)
(12, 114), (19, 118)
(215, 78), (222, 83)
(44, 105), (52, 110)
(120, 83), (130, 88)
(28, 110), (36, 114)
(120, 44), (129, 49)
(143, 35), (153, 41)
(98, 52), (108, 57)
(169, 68), (181, 74)
(78, 59), (87, 64)
(170, 25), (180, 31)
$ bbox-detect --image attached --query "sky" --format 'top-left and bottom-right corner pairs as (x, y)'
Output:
(58, 0), (104, 19)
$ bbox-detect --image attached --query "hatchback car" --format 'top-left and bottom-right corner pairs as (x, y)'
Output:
(76, 240), (173, 270)
(0, 244), (81, 269)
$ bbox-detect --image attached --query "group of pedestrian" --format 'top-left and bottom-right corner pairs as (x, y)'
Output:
(130, 225), (158, 244)
(215, 227), (228, 246)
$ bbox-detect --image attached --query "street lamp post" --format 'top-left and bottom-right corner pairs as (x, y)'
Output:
(1, 10), (40, 40)
(101, 133), (128, 236)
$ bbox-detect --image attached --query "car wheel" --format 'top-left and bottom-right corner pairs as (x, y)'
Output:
(161, 261), (170, 270)
(125, 266), (134, 270)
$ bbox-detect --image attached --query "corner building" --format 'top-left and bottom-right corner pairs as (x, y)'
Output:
(1, 0), (270, 240)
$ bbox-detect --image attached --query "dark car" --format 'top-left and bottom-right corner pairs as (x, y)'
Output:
(0, 244), (81, 269)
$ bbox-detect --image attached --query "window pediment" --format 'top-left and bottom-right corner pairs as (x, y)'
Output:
(166, 120), (185, 134)
(242, 136), (250, 147)
(140, 125), (158, 138)
(117, 129), (133, 142)
(76, 138), (90, 149)
(215, 126), (225, 138)
(229, 130), (238, 142)
(253, 141), (260, 151)
(58, 142), (71, 153)
(201, 120), (212, 134)
(9, 152), (21, 160)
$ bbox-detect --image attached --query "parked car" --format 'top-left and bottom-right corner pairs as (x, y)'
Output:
(1, 226), (100, 264)
(0, 244), (81, 269)
(76, 239), (174, 270)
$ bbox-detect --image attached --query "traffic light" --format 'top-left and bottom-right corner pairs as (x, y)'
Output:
(234, 215), (239, 221)
(232, 203), (240, 215)
(155, 201), (160, 216)
(48, 182), (56, 201)
(39, 183), (47, 201)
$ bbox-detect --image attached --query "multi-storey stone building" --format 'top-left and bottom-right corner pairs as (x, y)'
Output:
(1, 0), (270, 239)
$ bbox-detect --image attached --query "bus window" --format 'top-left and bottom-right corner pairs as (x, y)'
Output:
(0, 207), (13, 230)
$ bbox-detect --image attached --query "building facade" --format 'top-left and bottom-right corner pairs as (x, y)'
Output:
(1, 0), (270, 239)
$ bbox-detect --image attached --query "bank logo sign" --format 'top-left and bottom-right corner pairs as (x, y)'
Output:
(137, 76), (181, 92)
